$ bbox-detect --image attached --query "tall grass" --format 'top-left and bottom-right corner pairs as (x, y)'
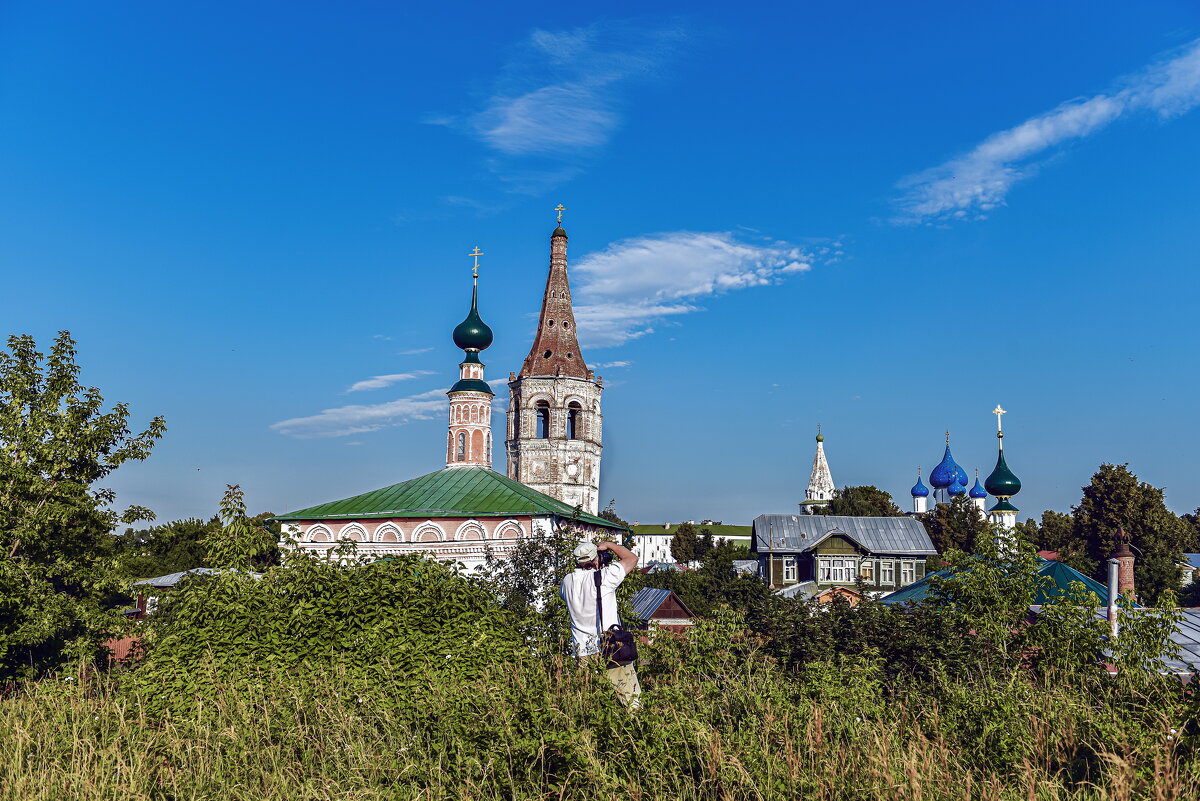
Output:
(1, 653), (1195, 801)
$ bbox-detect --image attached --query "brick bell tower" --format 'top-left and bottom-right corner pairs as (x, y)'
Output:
(446, 247), (494, 469)
(505, 206), (603, 514)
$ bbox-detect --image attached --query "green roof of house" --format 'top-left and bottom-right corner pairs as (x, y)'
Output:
(631, 523), (751, 539)
(882, 557), (1111, 606)
(274, 466), (624, 529)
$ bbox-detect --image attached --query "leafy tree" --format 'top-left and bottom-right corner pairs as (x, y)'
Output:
(1019, 509), (1093, 573)
(697, 528), (715, 560)
(115, 517), (214, 579)
(920, 495), (990, 560)
(670, 521), (700, 564)
(204, 485), (278, 570)
(1072, 463), (1187, 604)
(819, 486), (904, 517)
(0, 332), (165, 679)
(1181, 508), (1200, 553)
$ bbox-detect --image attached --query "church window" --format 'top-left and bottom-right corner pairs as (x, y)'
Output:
(457, 432), (466, 461)
(536, 401), (550, 438)
(543, 350), (552, 359)
(567, 402), (581, 439)
(562, 321), (570, 330)
(566, 352), (573, 359)
(547, 320), (555, 327)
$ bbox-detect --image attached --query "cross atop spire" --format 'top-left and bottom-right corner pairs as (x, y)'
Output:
(555, 204), (565, 224)
(992, 404), (1006, 432)
(468, 246), (483, 278)
(945, 430), (950, 444)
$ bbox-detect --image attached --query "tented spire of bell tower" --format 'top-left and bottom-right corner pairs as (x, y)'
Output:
(519, 217), (590, 379)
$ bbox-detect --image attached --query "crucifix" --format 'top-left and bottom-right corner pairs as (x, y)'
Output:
(555, 204), (565, 224)
(468, 246), (483, 278)
(992, 404), (1006, 433)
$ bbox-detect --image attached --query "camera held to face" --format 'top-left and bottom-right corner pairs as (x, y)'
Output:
(598, 548), (615, 567)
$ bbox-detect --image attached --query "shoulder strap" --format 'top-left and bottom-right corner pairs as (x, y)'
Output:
(594, 568), (603, 632)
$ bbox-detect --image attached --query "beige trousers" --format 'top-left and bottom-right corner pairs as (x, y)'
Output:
(605, 662), (642, 710)
(582, 655), (642, 709)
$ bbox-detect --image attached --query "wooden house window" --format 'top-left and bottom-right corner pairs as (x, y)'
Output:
(880, 560), (895, 584)
(783, 557), (797, 583)
(819, 558), (853, 583)
(901, 562), (915, 585)
(860, 560), (874, 582)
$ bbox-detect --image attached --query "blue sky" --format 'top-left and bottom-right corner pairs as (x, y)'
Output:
(2, 1), (1198, 525)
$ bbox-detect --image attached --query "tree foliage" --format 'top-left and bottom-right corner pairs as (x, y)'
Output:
(669, 521), (699, 564)
(1071, 463), (1186, 604)
(817, 485), (904, 517)
(0, 332), (165, 680)
(920, 495), (991, 562)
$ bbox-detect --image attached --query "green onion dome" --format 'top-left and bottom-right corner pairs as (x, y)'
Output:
(985, 450), (1022, 498)
(552, 226), (567, 238)
(452, 281), (493, 352)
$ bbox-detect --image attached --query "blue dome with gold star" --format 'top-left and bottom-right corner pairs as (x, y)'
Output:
(969, 475), (988, 498)
(929, 444), (962, 490)
(911, 475), (929, 498)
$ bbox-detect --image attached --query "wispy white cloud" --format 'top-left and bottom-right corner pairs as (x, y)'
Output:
(571, 231), (829, 347)
(344, 371), (435, 393)
(397, 347), (434, 356)
(473, 23), (683, 157)
(273, 379), (511, 440)
(591, 360), (632, 369)
(427, 21), (684, 191)
(271, 392), (448, 439)
(895, 38), (1200, 224)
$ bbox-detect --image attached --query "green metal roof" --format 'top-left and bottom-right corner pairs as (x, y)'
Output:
(274, 466), (624, 529)
(882, 557), (1110, 606)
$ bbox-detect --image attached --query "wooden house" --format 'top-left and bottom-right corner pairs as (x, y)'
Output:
(629, 587), (695, 632)
(751, 514), (937, 595)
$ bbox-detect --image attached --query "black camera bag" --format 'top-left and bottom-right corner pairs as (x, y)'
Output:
(594, 569), (638, 668)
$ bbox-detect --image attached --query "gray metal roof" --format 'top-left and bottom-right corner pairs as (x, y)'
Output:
(134, 567), (262, 588)
(732, 559), (760, 576)
(1090, 608), (1200, 675)
(752, 514), (936, 556)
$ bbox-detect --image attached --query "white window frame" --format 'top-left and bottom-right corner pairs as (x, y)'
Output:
(860, 560), (874, 582)
(901, 561), (916, 586)
(783, 557), (797, 583)
(880, 560), (895, 585)
(819, 557), (855, 584)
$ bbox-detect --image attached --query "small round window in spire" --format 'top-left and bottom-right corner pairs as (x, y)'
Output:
(547, 320), (555, 327)
(567, 353), (573, 359)
(543, 350), (552, 359)
(562, 321), (570, 330)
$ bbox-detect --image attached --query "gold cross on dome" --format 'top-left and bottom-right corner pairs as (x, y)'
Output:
(992, 404), (1007, 433)
(555, 204), (565, 224)
(468, 246), (483, 278)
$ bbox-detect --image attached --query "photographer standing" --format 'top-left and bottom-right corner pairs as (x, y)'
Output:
(560, 540), (641, 710)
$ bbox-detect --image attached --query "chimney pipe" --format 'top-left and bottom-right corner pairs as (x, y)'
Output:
(1107, 558), (1120, 639)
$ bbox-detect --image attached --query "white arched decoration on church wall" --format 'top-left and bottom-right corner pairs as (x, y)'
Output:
(412, 521), (445, 543)
(308, 524), (333, 543)
(339, 523), (368, 542)
(494, 519), (527, 540)
(454, 520), (487, 542)
(375, 523), (403, 543)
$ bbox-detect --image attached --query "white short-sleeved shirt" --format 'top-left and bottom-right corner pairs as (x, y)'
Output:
(560, 563), (627, 656)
